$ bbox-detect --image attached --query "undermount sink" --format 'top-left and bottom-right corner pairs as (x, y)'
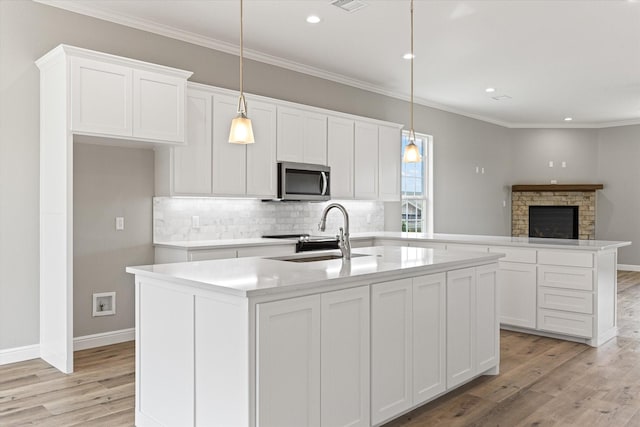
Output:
(275, 253), (368, 263)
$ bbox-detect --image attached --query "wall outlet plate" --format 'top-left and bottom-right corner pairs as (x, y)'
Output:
(93, 292), (116, 317)
(115, 217), (124, 231)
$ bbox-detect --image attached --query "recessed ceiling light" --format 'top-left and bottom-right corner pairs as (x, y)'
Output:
(306, 15), (321, 24)
(564, 117), (573, 121)
(485, 87), (496, 93)
(403, 53), (415, 60)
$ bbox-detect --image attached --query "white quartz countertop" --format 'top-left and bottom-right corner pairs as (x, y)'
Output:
(154, 232), (631, 251)
(127, 246), (503, 297)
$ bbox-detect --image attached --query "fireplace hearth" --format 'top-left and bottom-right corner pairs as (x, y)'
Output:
(529, 206), (579, 239)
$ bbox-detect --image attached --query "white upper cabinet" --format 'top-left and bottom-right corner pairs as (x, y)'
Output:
(327, 116), (355, 199)
(378, 125), (402, 201)
(212, 94), (247, 196)
(354, 121), (379, 199)
(71, 57), (132, 137)
(172, 88), (212, 195)
(246, 97), (277, 198)
(69, 49), (191, 144)
(133, 70), (185, 142)
(159, 86), (278, 198)
(277, 106), (327, 165)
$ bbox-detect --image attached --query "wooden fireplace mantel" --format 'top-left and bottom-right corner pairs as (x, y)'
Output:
(512, 184), (604, 192)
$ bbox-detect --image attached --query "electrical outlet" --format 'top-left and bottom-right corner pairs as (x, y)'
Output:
(115, 217), (124, 231)
(548, 161), (554, 168)
(481, 167), (485, 174)
(475, 166), (480, 174)
(561, 161), (567, 168)
(366, 213), (372, 224)
(551, 179), (558, 184)
(192, 216), (200, 229)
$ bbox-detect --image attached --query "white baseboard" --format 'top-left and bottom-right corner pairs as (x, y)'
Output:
(0, 328), (135, 366)
(74, 328), (135, 351)
(618, 264), (640, 272)
(0, 344), (40, 365)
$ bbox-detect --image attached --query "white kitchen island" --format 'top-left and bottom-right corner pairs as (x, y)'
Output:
(127, 246), (503, 427)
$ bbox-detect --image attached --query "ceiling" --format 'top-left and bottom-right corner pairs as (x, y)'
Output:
(39, 0), (640, 128)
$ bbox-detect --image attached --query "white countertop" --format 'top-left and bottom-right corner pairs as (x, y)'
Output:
(127, 246), (503, 297)
(154, 232), (631, 251)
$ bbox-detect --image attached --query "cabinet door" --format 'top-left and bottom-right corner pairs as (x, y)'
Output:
(257, 295), (321, 427)
(303, 111), (328, 165)
(371, 278), (412, 425)
(212, 94), (247, 195)
(413, 273), (446, 404)
(498, 262), (537, 328)
(354, 121), (379, 199)
(476, 264), (499, 373)
(277, 106), (304, 162)
(446, 267), (476, 388)
(378, 125), (401, 202)
(246, 98), (277, 197)
(327, 116), (355, 199)
(71, 57), (132, 136)
(321, 286), (370, 427)
(133, 70), (185, 142)
(172, 89), (212, 195)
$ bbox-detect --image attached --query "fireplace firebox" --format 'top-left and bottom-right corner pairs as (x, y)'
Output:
(529, 206), (579, 239)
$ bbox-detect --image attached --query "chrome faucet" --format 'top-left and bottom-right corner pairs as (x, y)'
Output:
(318, 203), (351, 260)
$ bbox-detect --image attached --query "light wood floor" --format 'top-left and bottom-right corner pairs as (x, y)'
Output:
(2, 271), (640, 426)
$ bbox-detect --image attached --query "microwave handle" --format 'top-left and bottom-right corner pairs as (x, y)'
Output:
(320, 172), (328, 195)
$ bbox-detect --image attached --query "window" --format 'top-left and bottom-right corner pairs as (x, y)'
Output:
(401, 131), (433, 233)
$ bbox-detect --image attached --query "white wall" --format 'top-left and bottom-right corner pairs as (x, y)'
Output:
(73, 144), (154, 337)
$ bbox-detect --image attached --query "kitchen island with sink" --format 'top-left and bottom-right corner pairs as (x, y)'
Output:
(127, 246), (503, 427)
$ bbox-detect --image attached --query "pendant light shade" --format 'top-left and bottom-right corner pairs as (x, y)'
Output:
(403, 0), (422, 163)
(229, 0), (255, 144)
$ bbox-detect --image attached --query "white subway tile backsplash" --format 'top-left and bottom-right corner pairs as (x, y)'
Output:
(153, 197), (384, 242)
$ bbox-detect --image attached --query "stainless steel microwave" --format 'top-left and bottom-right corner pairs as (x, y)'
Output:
(277, 162), (331, 201)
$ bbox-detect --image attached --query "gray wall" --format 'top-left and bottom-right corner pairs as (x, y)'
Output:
(510, 129), (599, 184)
(596, 125), (640, 265)
(73, 144), (154, 337)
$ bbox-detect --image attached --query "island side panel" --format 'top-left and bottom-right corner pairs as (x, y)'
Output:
(135, 277), (195, 427)
(595, 249), (618, 346)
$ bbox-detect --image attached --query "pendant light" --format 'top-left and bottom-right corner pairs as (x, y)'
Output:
(229, 0), (255, 144)
(403, 0), (421, 163)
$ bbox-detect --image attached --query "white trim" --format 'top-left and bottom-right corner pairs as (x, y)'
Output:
(73, 328), (135, 351)
(36, 0), (639, 130)
(0, 344), (40, 365)
(618, 264), (640, 272)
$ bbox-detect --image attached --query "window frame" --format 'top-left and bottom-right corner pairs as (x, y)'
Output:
(401, 131), (433, 234)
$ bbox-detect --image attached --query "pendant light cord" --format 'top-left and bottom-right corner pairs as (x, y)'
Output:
(410, 0), (414, 141)
(238, 0), (246, 114)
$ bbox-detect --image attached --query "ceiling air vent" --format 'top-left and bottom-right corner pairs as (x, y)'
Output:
(331, 0), (367, 13)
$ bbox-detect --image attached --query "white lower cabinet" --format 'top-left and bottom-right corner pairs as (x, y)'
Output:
(497, 261), (537, 328)
(321, 287), (370, 427)
(256, 286), (370, 427)
(371, 279), (413, 425)
(446, 265), (499, 389)
(371, 273), (447, 425)
(257, 295), (321, 427)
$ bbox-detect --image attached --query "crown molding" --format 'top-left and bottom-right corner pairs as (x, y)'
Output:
(34, 0), (640, 130)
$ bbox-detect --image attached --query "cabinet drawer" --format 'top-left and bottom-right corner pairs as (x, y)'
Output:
(537, 250), (593, 268)
(538, 309), (593, 338)
(489, 246), (536, 264)
(538, 287), (593, 314)
(446, 244), (489, 253)
(538, 265), (593, 291)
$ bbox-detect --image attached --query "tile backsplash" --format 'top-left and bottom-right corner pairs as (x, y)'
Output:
(153, 197), (385, 242)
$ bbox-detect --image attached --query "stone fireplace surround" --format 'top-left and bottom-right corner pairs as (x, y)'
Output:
(511, 184), (603, 240)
